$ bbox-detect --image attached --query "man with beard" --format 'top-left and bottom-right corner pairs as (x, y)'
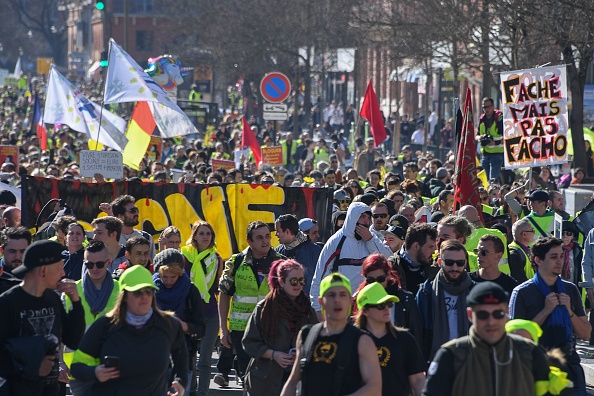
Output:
(0, 226), (31, 275)
(100, 195), (156, 259)
(390, 223), (438, 295)
(416, 240), (474, 364)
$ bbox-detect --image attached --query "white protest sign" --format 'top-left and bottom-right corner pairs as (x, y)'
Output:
(80, 150), (124, 180)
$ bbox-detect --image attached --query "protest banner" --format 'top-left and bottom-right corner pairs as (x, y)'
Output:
(0, 145), (19, 168)
(261, 146), (284, 166)
(79, 150), (124, 179)
(22, 176), (333, 260)
(500, 65), (568, 169)
(211, 159), (235, 172)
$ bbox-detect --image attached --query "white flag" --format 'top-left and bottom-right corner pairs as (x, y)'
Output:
(12, 56), (22, 77)
(44, 66), (128, 151)
(103, 39), (197, 136)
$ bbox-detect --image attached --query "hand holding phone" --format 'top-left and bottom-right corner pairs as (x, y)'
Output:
(104, 356), (120, 371)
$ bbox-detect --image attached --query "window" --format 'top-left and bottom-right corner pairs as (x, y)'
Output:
(112, 0), (154, 14)
(136, 31), (153, 52)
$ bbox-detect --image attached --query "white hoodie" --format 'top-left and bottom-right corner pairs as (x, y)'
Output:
(309, 202), (393, 311)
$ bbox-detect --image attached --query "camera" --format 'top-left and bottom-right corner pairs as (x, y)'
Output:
(480, 135), (493, 146)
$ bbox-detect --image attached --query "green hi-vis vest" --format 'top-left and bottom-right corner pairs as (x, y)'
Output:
(229, 256), (270, 332)
(64, 280), (121, 368)
(281, 139), (299, 165)
(182, 246), (218, 304)
(482, 204), (495, 215)
(315, 147), (330, 166)
(479, 111), (504, 154)
(526, 211), (555, 240)
(465, 227), (510, 274)
(509, 241), (534, 280)
(467, 251), (479, 272)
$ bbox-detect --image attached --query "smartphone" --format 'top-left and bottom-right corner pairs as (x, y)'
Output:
(104, 356), (120, 370)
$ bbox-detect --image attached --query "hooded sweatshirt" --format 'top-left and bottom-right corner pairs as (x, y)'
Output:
(309, 202), (393, 311)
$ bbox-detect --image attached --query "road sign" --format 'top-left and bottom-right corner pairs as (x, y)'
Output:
(260, 72), (291, 103)
(263, 112), (288, 121)
(263, 103), (288, 112)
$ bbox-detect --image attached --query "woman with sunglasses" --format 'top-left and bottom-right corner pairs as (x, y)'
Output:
(62, 222), (87, 281)
(242, 259), (317, 395)
(560, 220), (583, 289)
(71, 265), (188, 396)
(153, 249), (205, 395)
(354, 254), (423, 347)
(181, 220), (223, 396)
(354, 282), (426, 396)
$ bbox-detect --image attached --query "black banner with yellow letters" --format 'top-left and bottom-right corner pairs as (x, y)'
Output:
(22, 176), (333, 259)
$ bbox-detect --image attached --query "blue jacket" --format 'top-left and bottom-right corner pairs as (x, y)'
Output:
(276, 235), (321, 296)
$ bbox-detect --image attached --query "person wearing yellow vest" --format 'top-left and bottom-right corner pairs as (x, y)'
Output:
(63, 240), (121, 395)
(469, 234), (518, 294)
(525, 189), (555, 240)
(314, 139), (332, 169)
(280, 132), (299, 173)
(508, 218), (536, 284)
(476, 97), (504, 182)
(181, 220), (224, 396)
(436, 215), (479, 272)
(189, 83), (202, 102)
(218, 221), (285, 382)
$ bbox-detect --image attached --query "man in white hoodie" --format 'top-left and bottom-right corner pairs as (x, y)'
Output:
(309, 202), (393, 320)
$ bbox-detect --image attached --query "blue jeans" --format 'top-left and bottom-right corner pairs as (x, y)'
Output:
(197, 315), (220, 396)
(480, 152), (504, 183)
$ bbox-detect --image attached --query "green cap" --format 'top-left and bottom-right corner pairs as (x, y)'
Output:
(319, 272), (351, 297)
(505, 319), (543, 344)
(356, 282), (399, 308)
(119, 266), (159, 292)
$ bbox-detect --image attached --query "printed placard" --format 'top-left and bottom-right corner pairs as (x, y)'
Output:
(261, 146), (284, 166)
(80, 150), (123, 179)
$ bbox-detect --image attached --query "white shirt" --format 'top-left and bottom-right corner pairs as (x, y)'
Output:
(411, 129), (425, 144)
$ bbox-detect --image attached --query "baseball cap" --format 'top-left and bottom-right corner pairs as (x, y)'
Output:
(436, 167), (449, 179)
(467, 281), (508, 306)
(299, 218), (318, 232)
(525, 189), (549, 202)
(389, 214), (409, 230)
(0, 190), (16, 205)
(119, 266), (159, 292)
(381, 225), (406, 240)
(360, 193), (378, 206)
(402, 145), (411, 151)
(319, 272), (351, 297)
(13, 240), (65, 278)
(153, 248), (185, 272)
(505, 319), (543, 344)
(334, 189), (349, 202)
(356, 282), (399, 308)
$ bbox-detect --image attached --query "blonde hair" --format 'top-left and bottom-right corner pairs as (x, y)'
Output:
(158, 264), (184, 277)
(187, 220), (216, 250)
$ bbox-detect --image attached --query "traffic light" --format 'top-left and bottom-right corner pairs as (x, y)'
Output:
(100, 51), (108, 67)
(95, 0), (105, 10)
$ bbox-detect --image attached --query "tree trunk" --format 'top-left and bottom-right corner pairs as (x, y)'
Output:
(564, 46), (586, 170)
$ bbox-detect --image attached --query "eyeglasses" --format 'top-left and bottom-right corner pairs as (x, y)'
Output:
(442, 259), (466, 267)
(473, 248), (491, 256)
(562, 231), (574, 237)
(126, 207), (139, 214)
(372, 213), (388, 219)
(522, 229), (535, 234)
(132, 288), (155, 297)
(288, 277), (307, 286)
(367, 302), (394, 310)
(366, 275), (387, 284)
(262, 179), (274, 185)
(84, 260), (108, 269)
(340, 198), (351, 204)
(474, 309), (507, 320)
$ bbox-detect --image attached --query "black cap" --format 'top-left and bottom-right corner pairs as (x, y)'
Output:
(389, 214), (409, 230)
(525, 189), (549, 202)
(283, 173), (295, 182)
(13, 240), (65, 278)
(360, 193), (378, 206)
(153, 248), (185, 272)
(467, 281), (509, 306)
(382, 225), (406, 240)
(0, 190), (16, 205)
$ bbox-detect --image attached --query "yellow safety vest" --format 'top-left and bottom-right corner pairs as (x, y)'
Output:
(509, 241), (535, 280)
(478, 111), (504, 154)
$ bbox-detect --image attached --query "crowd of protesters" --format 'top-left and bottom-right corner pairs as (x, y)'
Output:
(1, 75), (594, 396)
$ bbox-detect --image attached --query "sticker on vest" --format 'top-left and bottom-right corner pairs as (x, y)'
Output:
(313, 341), (338, 364)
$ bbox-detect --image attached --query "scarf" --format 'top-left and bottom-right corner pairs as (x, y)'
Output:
(260, 289), (312, 345)
(153, 272), (191, 321)
(533, 272), (572, 344)
(561, 242), (573, 281)
(182, 246), (218, 303)
(430, 269), (473, 359)
(82, 268), (115, 315)
(126, 307), (153, 328)
(283, 231), (309, 250)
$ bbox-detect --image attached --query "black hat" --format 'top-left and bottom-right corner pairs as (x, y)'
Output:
(13, 240), (65, 278)
(381, 225), (406, 240)
(153, 248), (185, 272)
(562, 220), (578, 235)
(360, 193), (378, 206)
(467, 281), (509, 306)
(0, 190), (16, 205)
(525, 189), (549, 202)
(283, 173), (295, 181)
(389, 214), (409, 230)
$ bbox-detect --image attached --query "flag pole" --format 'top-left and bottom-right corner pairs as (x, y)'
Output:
(95, 40), (111, 149)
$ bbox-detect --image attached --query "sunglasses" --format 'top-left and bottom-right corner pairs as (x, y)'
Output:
(367, 302), (394, 310)
(474, 309), (507, 320)
(340, 198), (351, 204)
(442, 259), (466, 267)
(84, 260), (108, 269)
(372, 213), (388, 219)
(262, 180), (274, 185)
(132, 288), (155, 297)
(366, 275), (387, 284)
(562, 231), (574, 237)
(473, 248), (491, 256)
(523, 229), (535, 234)
(126, 207), (139, 214)
(288, 277), (307, 286)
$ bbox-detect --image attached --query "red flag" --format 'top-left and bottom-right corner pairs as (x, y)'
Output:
(241, 116), (261, 165)
(360, 79), (387, 148)
(453, 88), (484, 223)
(31, 93), (47, 150)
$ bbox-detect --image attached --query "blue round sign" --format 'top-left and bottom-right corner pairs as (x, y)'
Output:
(260, 72), (291, 103)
